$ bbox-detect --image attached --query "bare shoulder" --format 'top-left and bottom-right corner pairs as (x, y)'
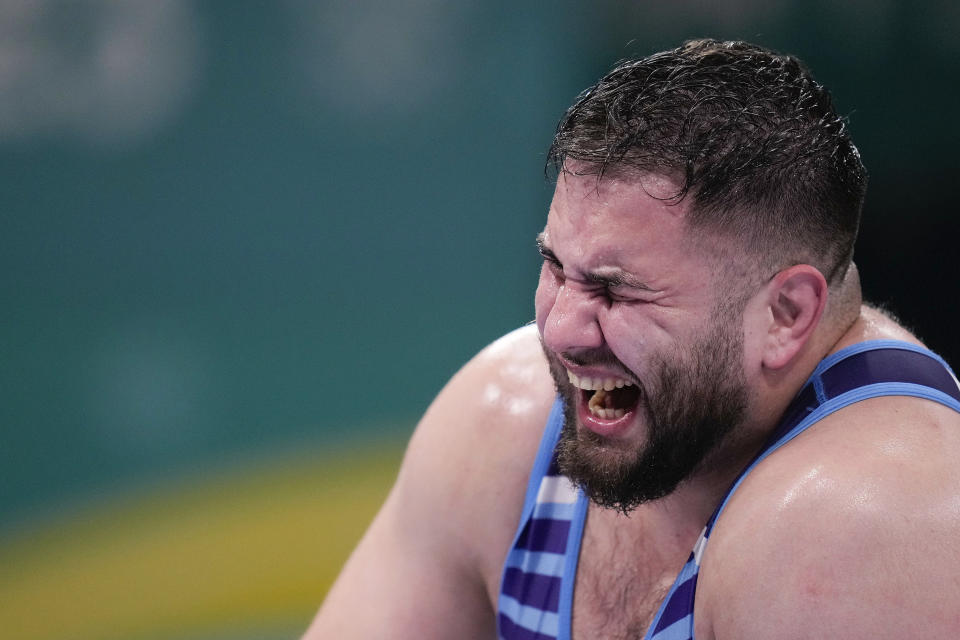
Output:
(392, 324), (556, 590)
(698, 393), (960, 639)
(306, 326), (556, 638)
(406, 323), (556, 509)
(417, 323), (556, 442)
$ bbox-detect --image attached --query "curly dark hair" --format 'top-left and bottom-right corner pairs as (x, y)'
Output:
(548, 39), (867, 285)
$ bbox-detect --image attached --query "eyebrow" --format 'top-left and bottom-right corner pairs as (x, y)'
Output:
(535, 233), (655, 292)
(585, 269), (655, 291)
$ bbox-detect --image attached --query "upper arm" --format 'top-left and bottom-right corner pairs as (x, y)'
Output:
(303, 326), (555, 639)
(697, 397), (960, 639)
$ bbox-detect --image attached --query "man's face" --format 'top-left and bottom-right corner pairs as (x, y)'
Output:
(534, 170), (749, 512)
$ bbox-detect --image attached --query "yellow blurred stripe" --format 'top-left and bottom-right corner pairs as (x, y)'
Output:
(0, 441), (404, 640)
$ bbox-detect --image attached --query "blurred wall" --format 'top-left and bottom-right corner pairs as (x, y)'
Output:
(2, 2), (958, 638)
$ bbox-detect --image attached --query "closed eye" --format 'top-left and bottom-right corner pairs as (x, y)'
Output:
(536, 236), (565, 283)
(536, 235), (561, 267)
(536, 233), (654, 303)
(606, 290), (639, 304)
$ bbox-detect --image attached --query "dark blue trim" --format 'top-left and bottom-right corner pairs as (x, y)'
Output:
(498, 396), (565, 639)
(557, 491), (588, 640)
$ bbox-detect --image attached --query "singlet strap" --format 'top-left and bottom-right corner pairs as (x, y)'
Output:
(768, 340), (960, 445)
(498, 397), (590, 640)
(517, 397), (566, 522)
(643, 341), (960, 640)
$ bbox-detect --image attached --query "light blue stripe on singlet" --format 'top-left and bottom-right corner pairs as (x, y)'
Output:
(813, 375), (827, 404)
(504, 547), (567, 578)
(775, 382), (960, 456)
(830, 382), (960, 414)
(531, 501), (578, 521)
(643, 559), (699, 639)
(650, 615), (694, 640)
(499, 594), (560, 636)
(706, 380), (960, 563)
(557, 491), (589, 640)
(517, 398), (566, 523)
(812, 339), (957, 375)
(498, 397), (567, 640)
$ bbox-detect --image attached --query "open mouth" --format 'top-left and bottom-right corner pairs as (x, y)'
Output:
(567, 370), (641, 420)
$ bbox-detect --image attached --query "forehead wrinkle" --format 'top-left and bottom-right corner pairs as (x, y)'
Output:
(541, 207), (659, 289)
(545, 173), (697, 286)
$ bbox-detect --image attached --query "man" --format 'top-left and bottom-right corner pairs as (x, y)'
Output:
(306, 39), (960, 639)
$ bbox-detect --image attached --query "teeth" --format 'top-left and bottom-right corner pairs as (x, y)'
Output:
(587, 388), (605, 412)
(584, 387), (630, 420)
(567, 370), (636, 422)
(567, 369), (633, 391)
(584, 401), (627, 420)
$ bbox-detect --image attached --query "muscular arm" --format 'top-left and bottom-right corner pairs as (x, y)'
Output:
(697, 396), (960, 639)
(303, 326), (555, 638)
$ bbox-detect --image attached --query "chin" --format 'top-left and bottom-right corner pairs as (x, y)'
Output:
(557, 409), (682, 512)
(539, 317), (750, 512)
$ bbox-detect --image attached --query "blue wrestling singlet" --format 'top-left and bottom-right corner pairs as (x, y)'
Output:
(497, 340), (960, 640)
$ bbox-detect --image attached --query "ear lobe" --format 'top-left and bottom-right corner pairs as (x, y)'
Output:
(762, 265), (828, 370)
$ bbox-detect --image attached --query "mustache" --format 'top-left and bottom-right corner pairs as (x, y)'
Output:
(562, 350), (623, 369)
(537, 334), (638, 384)
(549, 347), (637, 383)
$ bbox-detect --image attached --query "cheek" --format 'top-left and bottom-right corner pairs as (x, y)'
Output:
(597, 306), (667, 364)
(534, 266), (557, 334)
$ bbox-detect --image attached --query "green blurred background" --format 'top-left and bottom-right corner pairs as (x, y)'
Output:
(2, 2), (958, 638)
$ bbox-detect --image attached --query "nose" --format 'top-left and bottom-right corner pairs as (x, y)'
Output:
(540, 282), (604, 355)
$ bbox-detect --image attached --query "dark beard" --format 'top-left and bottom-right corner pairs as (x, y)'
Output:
(548, 317), (748, 514)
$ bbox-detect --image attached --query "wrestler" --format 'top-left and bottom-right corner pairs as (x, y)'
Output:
(305, 39), (960, 639)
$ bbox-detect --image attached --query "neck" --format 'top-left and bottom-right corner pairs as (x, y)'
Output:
(627, 266), (870, 533)
(657, 265), (865, 527)
(748, 261), (863, 436)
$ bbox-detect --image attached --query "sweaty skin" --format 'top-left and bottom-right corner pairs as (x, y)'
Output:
(305, 172), (960, 639)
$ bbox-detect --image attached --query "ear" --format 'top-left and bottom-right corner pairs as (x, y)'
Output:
(762, 265), (828, 370)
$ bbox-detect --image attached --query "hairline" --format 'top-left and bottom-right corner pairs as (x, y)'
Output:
(553, 157), (852, 289)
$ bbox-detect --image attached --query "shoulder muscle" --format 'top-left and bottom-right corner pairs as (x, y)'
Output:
(699, 395), (960, 639)
(305, 325), (555, 638)
(395, 324), (556, 578)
